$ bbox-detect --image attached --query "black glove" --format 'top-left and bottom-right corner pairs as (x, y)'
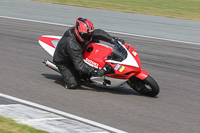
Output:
(111, 37), (125, 44)
(91, 68), (106, 77)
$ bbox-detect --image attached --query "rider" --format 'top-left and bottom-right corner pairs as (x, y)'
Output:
(53, 17), (119, 89)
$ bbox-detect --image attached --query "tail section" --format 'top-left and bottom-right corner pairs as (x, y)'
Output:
(38, 35), (61, 56)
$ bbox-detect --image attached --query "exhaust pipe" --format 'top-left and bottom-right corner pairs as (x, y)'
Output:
(42, 60), (59, 73)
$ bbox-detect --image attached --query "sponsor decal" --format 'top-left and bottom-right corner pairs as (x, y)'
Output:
(119, 66), (125, 72)
(86, 58), (99, 67)
(114, 64), (125, 72)
(132, 51), (137, 56)
(114, 64), (121, 70)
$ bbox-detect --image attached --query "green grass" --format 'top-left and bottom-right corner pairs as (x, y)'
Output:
(31, 0), (200, 21)
(0, 115), (48, 133)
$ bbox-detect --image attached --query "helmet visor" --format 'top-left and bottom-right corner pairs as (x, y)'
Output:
(80, 32), (93, 41)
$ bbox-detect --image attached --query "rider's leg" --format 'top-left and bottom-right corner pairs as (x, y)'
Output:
(57, 64), (80, 89)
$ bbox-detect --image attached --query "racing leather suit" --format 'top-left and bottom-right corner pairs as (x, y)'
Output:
(53, 27), (113, 89)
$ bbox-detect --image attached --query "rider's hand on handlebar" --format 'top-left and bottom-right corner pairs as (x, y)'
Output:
(91, 68), (106, 77)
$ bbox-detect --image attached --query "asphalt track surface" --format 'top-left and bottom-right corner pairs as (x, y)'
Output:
(1, 17), (200, 133)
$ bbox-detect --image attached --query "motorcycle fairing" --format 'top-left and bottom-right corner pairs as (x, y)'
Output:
(83, 43), (113, 68)
(106, 42), (139, 68)
(90, 76), (128, 87)
(38, 35), (61, 56)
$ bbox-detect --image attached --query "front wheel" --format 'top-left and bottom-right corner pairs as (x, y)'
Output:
(127, 75), (160, 97)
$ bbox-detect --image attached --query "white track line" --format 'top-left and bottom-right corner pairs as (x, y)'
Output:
(0, 93), (127, 133)
(0, 15), (199, 45)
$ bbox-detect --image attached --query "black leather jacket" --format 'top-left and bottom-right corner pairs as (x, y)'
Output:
(53, 27), (113, 74)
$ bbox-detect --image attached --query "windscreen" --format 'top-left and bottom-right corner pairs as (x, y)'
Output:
(108, 40), (127, 61)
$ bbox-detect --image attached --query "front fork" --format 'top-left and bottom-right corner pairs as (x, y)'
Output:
(127, 69), (148, 90)
(127, 76), (145, 91)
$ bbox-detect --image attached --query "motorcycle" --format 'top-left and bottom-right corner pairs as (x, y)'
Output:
(38, 35), (160, 97)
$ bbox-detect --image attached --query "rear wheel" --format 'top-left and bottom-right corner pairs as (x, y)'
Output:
(127, 75), (160, 97)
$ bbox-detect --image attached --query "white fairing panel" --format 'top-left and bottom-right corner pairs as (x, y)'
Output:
(39, 40), (55, 57)
(38, 35), (61, 57)
(90, 76), (128, 87)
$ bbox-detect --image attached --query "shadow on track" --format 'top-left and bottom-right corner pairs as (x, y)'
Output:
(41, 73), (142, 96)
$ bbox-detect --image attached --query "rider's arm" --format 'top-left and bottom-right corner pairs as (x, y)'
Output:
(66, 39), (95, 74)
(92, 29), (114, 43)
(92, 29), (125, 44)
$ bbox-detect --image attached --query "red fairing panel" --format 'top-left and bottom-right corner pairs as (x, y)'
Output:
(83, 43), (113, 68)
(39, 36), (60, 49)
(124, 44), (141, 69)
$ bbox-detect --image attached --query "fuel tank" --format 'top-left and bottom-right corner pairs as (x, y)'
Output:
(83, 43), (113, 68)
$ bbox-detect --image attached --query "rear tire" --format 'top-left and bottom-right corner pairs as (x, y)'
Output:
(128, 75), (160, 97)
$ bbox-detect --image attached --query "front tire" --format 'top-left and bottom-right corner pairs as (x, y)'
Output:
(128, 75), (160, 97)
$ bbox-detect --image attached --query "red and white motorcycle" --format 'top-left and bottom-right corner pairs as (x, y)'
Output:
(39, 35), (160, 97)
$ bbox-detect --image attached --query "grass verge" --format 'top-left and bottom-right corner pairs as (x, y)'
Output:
(31, 0), (200, 21)
(0, 115), (47, 133)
